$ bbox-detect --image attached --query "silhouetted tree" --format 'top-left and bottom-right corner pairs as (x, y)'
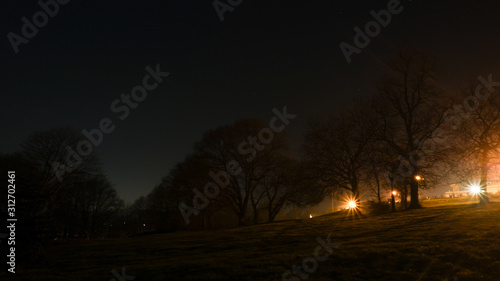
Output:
(452, 79), (500, 204)
(301, 102), (377, 203)
(69, 174), (123, 239)
(2, 127), (103, 266)
(261, 155), (297, 223)
(375, 51), (447, 209)
(191, 119), (290, 226)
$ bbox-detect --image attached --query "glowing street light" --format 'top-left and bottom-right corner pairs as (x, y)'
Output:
(392, 191), (397, 196)
(347, 200), (357, 209)
(468, 183), (482, 195)
(309, 214), (313, 219)
(415, 175), (424, 192)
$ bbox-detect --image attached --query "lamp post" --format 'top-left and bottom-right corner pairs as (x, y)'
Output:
(331, 192), (334, 213)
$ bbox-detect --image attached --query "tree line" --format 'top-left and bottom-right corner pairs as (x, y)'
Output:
(133, 50), (499, 230)
(3, 50), (500, 266)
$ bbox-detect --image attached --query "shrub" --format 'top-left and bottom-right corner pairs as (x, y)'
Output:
(366, 200), (391, 215)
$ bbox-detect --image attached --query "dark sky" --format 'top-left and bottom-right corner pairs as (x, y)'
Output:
(2, 0), (500, 203)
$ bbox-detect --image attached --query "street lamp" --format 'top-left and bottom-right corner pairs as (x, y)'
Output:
(468, 183), (481, 195)
(347, 200), (357, 209)
(415, 175), (424, 187)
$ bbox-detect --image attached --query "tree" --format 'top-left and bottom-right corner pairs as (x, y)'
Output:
(453, 79), (500, 204)
(127, 196), (150, 233)
(193, 118), (290, 226)
(375, 51), (447, 209)
(70, 174), (123, 239)
(20, 126), (102, 220)
(364, 155), (386, 203)
(259, 154), (296, 223)
(301, 102), (376, 204)
(285, 161), (329, 208)
(172, 156), (226, 229)
(1, 127), (103, 264)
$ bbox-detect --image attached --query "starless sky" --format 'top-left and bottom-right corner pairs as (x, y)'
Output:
(2, 0), (500, 203)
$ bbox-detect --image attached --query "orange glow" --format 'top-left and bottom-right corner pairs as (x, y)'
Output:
(347, 200), (357, 209)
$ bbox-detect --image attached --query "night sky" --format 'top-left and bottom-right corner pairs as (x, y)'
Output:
(2, 0), (500, 203)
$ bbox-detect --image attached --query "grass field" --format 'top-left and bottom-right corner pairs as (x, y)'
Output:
(17, 198), (500, 281)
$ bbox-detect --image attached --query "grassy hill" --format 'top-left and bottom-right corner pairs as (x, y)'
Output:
(19, 198), (500, 281)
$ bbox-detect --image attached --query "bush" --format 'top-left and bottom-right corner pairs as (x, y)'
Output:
(366, 200), (391, 215)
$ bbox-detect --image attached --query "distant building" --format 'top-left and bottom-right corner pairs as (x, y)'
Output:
(445, 166), (500, 197)
(444, 184), (464, 198)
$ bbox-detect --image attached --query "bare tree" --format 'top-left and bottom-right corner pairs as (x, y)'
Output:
(453, 80), (500, 203)
(364, 155), (387, 203)
(260, 154), (296, 223)
(155, 155), (226, 229)
(2, 127), (103, 264)
(301, 102), (376, 203)
(20, 126), (102, 219)
(69, 174), (123, 239)
(191, 119), (290, 226)
(375, 51), (447, 209)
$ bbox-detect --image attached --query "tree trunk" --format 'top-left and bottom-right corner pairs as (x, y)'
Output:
(267, 204), (275, 223)
(268, 212), (275, 223)
(351, 180), (360, 202)
(374, 171), (381, 203)
(267, 197), (286, 223)
(401, 186), (408, 210)
(238, 213), (245, 226)
(409, 181), (421, 209)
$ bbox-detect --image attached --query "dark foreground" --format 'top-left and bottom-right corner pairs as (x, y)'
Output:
(15, 198), (500, 280)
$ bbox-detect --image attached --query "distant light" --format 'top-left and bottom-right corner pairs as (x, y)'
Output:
(469, 183), (481, 195)
(347, 200), (357, 209)
(123, 222), (126, 224)
(143, 224), (146, 227)
(309, 214), (313, 219)
(415, 175), (422, 181)
(392, 191), (397, 196)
